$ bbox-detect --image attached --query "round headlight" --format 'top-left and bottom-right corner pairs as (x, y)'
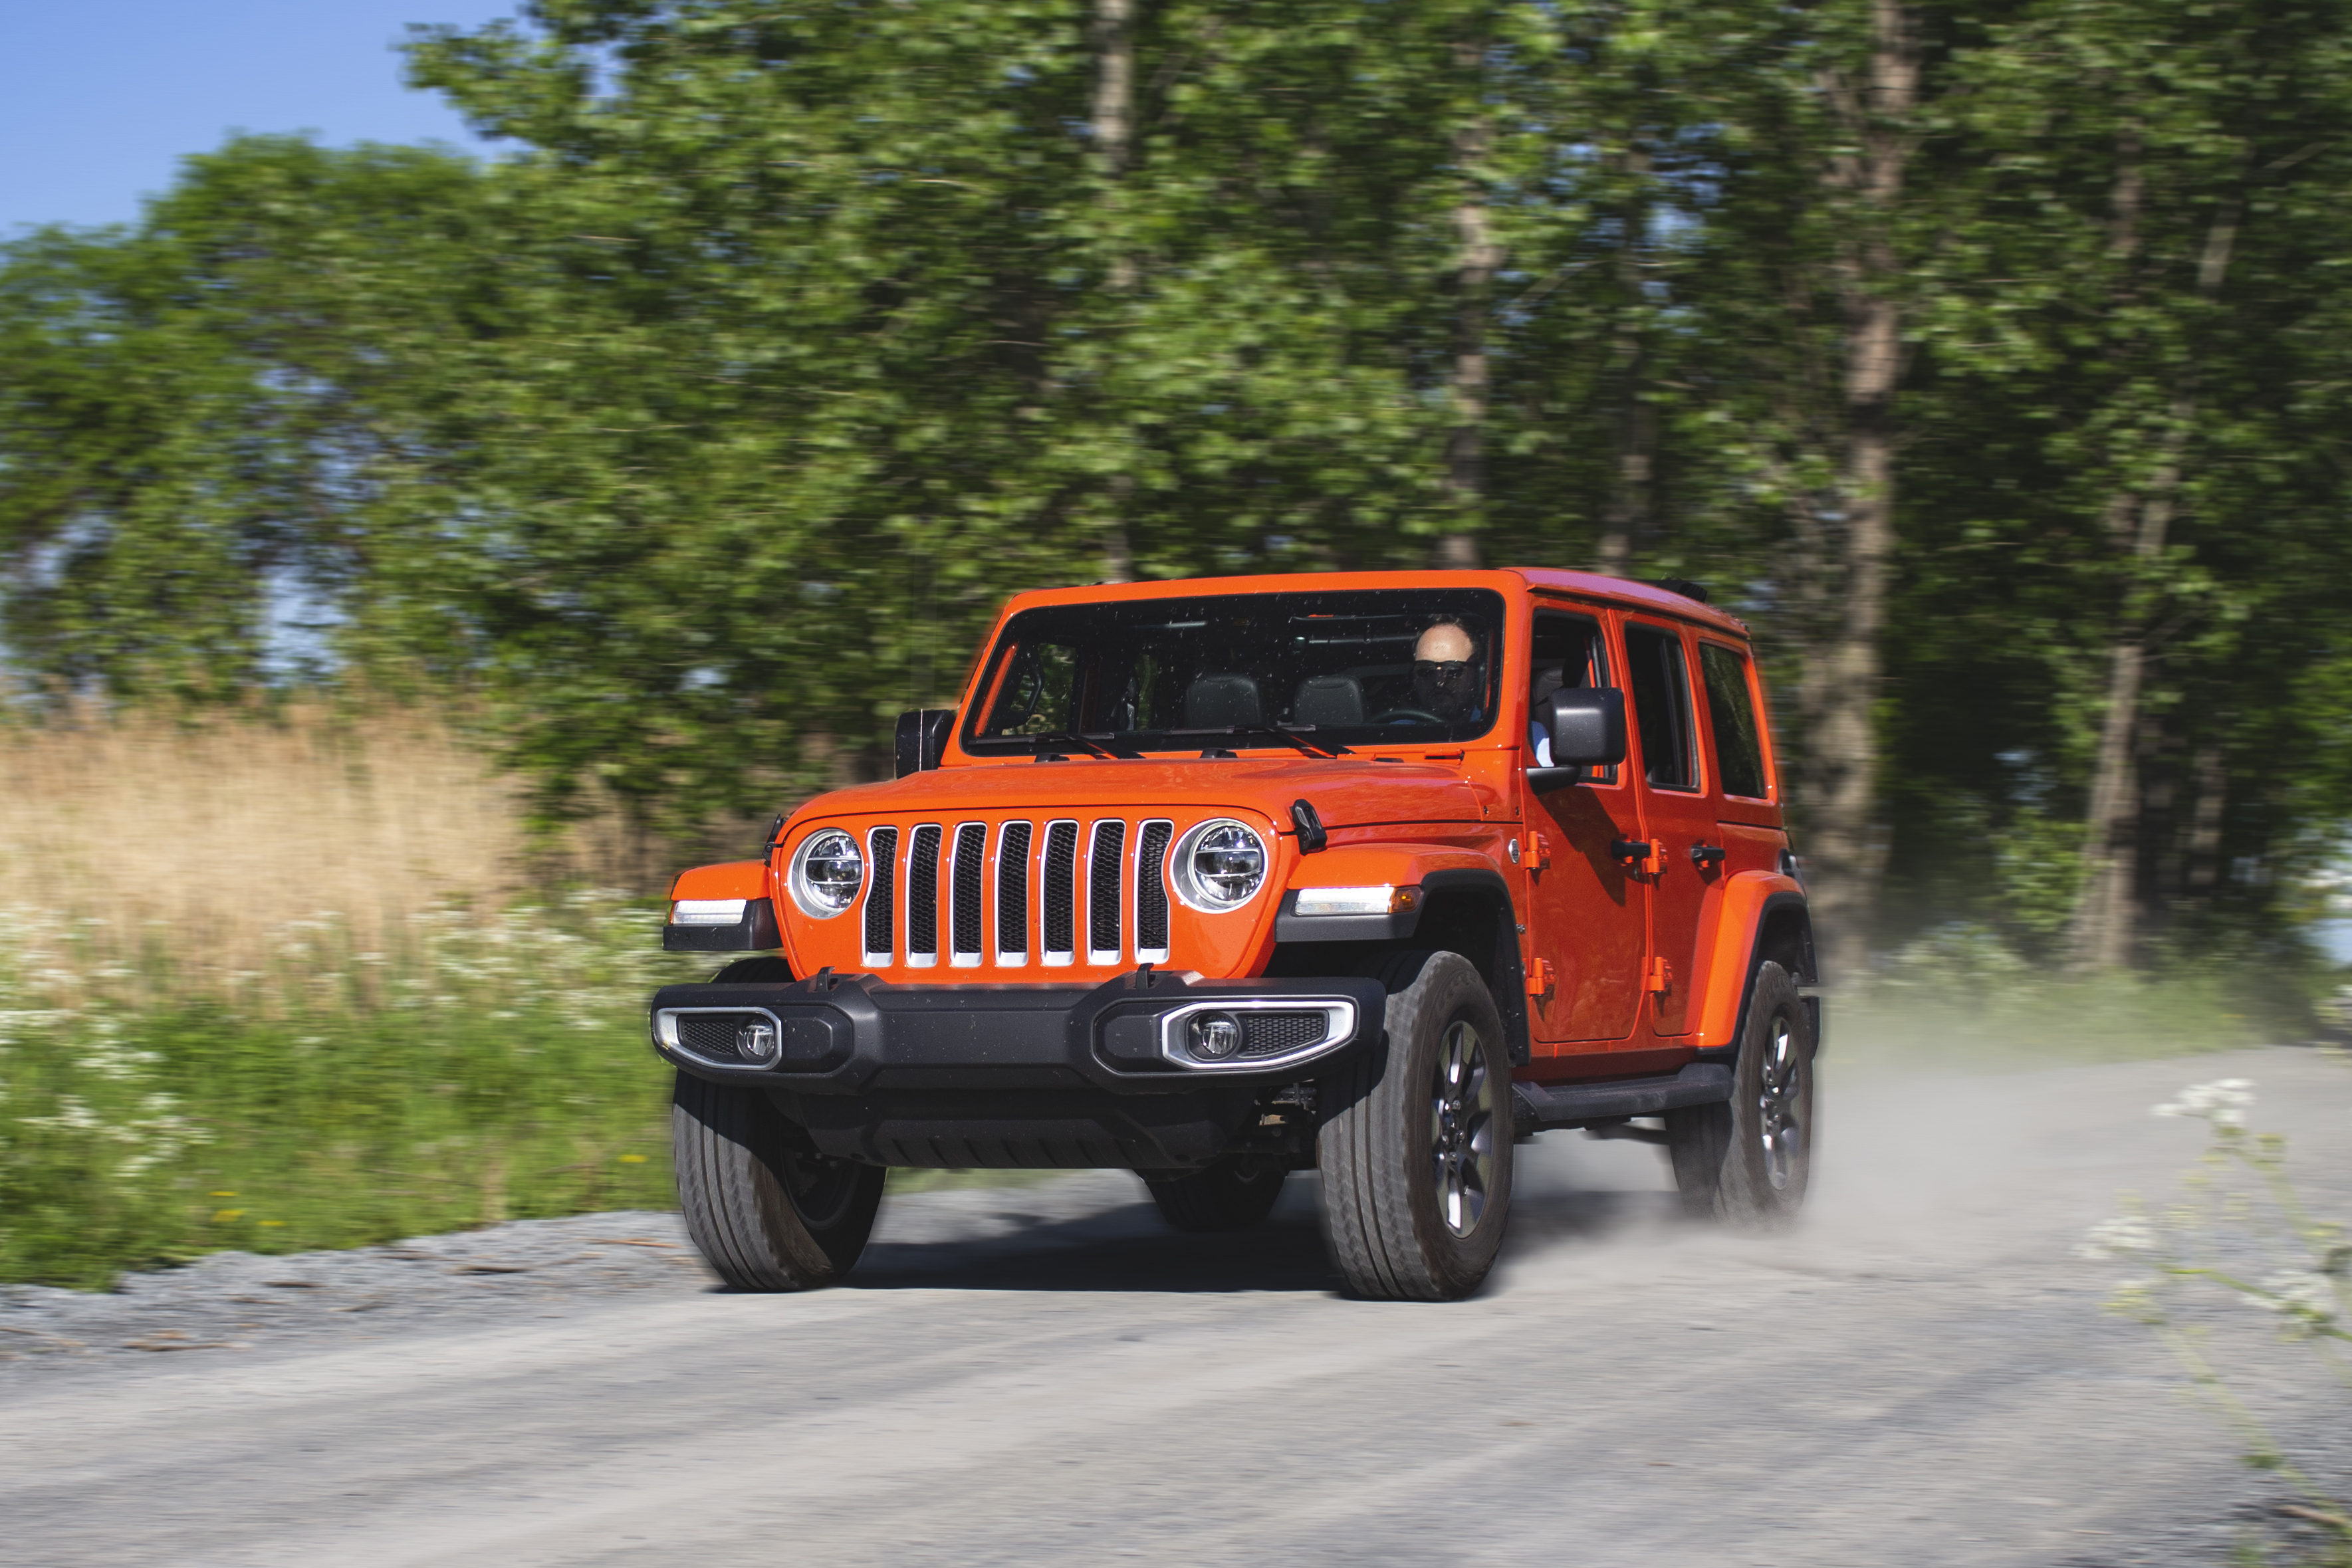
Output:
(1173, 818), (1268, 911)
(788, 828), (864, 918)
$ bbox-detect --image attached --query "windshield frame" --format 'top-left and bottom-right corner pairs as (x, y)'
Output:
(958, 587), (1512, 757)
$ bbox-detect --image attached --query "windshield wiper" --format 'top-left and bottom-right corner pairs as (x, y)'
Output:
(1029, 731), (1135, 760)
(1169, 724), (1352, 760)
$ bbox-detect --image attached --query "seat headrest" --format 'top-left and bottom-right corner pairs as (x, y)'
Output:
(1184, 673), (1263, 728)
(1293, 675), (1364, 728)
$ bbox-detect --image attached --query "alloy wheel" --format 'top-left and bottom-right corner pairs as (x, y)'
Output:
(1429, 1019), (1496, 1236)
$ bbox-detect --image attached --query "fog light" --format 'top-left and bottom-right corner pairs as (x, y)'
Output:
(1189, 1012), (1242, 1060)
(735, 1020), (780, 1065)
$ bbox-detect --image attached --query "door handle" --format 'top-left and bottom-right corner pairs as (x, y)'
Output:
(1611, 838), (1665, 875)
(1689, 842), (1727, 867)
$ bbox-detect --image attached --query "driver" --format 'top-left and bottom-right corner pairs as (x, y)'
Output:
(1409, 619), (1483, 723)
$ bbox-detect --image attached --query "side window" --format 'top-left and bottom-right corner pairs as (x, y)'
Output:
(1528, 610), (1614, 782)
(1699, 643), (1768, 798)
(1623, 623), (1699, 792)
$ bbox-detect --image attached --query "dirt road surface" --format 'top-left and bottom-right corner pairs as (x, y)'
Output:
(5, 1047), (2349, 1567)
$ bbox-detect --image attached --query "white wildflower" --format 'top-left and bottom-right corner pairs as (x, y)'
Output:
(2153, 1078), (2256, 1129)
(2078, 1215), (2161, 1260)
(2256, 1270), (2341, 1326)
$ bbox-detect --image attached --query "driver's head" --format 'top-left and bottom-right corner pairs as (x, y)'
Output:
(1411, 619), (1480, 721)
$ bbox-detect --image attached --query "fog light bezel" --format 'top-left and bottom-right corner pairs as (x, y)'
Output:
(1153, 998), (1357, 1070)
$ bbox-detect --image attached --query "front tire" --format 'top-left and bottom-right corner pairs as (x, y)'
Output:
(672, 1069), (884, 1290)
(1143, 1157), (1288, 1233)
(1316, 951), (1514, 1300)
(1665, 960), (1815, 1226)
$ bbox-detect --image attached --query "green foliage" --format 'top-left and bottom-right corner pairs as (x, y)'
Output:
(0, 897), (700, 1289)
(1840, 922), (2297, 1065)
(0, 0), (2347, 957)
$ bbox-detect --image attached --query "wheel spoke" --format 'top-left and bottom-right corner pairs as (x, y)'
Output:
(1430, 1020), (1496, 1238)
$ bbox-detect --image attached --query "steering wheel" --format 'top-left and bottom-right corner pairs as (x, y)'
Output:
(1367, 708), (1447, 725)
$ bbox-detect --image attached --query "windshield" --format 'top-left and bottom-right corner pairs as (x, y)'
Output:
(963, 588), (1508, 755)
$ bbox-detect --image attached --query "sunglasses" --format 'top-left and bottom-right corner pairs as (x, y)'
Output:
(1413, 660), (1474, 679)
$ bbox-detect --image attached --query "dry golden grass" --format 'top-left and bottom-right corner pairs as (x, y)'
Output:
(0, 703), (644, 981)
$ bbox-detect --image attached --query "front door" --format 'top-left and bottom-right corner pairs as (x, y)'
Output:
(1521, 608), (1648, 1042)
(1623, 619), (1714, 1035)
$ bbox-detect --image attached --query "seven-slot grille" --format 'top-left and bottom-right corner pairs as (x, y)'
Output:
(850, 817), (1180, 972)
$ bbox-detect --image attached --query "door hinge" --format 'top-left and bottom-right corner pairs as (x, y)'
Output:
(1532, 833), (1552, 869)
(1645, 956), (1674, 994)
(1525, 958), (1555, 997)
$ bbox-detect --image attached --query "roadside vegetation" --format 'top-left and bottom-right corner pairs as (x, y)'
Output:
(0, 707), (696, 1288)
(2081, 1072), (2352, 1565)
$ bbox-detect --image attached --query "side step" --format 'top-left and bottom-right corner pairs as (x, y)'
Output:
(1511, 1062), (1732, 1135)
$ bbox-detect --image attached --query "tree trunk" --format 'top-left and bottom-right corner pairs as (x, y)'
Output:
(1093, 0), (1137, 582)
(2184, 744), (2226, 894)
(1438, 39), (1496, 572)
(1800, 0), (1916, 985)
(2067, 194), (2241, 968)
(1594, 151), (1653, 578)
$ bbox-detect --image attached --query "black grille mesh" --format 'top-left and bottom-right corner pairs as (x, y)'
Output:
(675, 1011), (768, 1063)
(997, 821), (1032, 954)
(907, 825), (941, 957)
(1240, 1011), (1330, 1057)
(1088, 820), (1127, 957)
(951, 823), (986, 957)
(864, 826), (898, 956)
(1135, 820), (1173, 954)
(1042, 821), (1079, 955)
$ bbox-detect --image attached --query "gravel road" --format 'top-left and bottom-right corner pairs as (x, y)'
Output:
(5, 1047), (2349, 1567)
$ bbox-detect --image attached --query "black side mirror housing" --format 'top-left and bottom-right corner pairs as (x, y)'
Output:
(894, 709), (957, 778)
(1537, 687), (1627, 768)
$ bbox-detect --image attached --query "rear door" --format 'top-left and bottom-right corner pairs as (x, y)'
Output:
(1520, 607), (1648, 1042)
(1622, 619), (1713, 1035)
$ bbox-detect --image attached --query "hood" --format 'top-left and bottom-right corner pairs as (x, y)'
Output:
(790, 756), (1485, 833)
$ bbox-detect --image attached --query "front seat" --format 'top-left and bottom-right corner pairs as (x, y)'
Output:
(1184, 673), (1263, 728)
(1293, 675), (1364, 728)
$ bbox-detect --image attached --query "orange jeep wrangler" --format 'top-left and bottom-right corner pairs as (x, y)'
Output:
(651, 569), (1819, 1300)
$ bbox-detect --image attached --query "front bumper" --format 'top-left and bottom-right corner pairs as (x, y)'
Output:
(648, 969), (1385, 1170)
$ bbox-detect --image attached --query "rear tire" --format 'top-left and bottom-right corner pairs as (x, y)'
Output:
(672, 1069), (884, 1290)
(1316, 951), (1513, 1300)
(1143, 1157), (1288, 1232)
(1665, 960), (1815, 1227)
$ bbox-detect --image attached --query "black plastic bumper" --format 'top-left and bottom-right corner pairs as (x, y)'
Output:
(649, 970), (1387, 1171)
(649, 969), (1386, 1096)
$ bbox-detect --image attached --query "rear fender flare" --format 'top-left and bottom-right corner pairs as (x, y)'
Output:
(1691, 875), (1815, 1061)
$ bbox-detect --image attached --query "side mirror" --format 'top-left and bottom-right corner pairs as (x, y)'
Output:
(1538, 687), (1627, 768)
(894, 709), (957, 778)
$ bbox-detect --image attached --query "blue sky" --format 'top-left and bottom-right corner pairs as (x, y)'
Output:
(0, 0), (515, 235)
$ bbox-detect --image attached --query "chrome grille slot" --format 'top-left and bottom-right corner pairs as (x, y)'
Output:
(950, 822), (986, 966)
(1088, 820), (1127, 964)
(862, 826), (898, 964)
(907, 824), (941, 965)
(996, 820), (1032, 964)
(1041, 820), (1079, 964)
(1135, 819), (1173, 961)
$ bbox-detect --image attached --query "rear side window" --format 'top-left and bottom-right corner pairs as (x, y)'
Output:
(1623, 623), (1699, 792)
(1699, 643), (1768, 798)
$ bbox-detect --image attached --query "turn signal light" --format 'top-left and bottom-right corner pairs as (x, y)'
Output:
(1291, 885), (1421, 917)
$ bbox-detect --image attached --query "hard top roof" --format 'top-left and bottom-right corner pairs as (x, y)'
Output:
(994, 568), (1751, 640)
